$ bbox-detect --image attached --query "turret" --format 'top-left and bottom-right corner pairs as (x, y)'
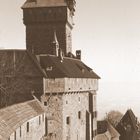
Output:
(51, 31), (59, 56)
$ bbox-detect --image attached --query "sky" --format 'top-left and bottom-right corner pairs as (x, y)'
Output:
(1, 0), (140, 119)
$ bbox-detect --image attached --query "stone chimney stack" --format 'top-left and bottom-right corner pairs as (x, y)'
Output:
(76, 50), (81, 60)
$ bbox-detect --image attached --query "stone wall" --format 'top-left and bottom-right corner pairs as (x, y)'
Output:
(42, 94), (63, 140)
(44, 78), (98, 93)
(43, 78), (98, 140)
(9, 114), (45, 140)
(43, 78), (65, 93)
(62, 92), (89, 140)
(42, 92), (98, 140)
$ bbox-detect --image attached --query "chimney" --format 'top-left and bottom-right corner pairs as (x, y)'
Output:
(76, 50), (81, 60)
(51, 31), (59, 56)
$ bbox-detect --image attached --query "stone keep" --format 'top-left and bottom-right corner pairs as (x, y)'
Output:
(22, 0), (100, 140)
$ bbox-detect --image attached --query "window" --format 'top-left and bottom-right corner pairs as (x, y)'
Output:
(20, 126), (22, 137)
(44, 102), (47, 106)
(46, 66), (52, 71)
(42, 114), (44, 122)
(39, 116), (41, 125)
(66, 117), (70, 125)
(78, 97), (80, 102)
(93, 111), (97, 118)
(78, 111), (81, 119)
(66, 136), (70, 140)
(27, 122), (29, 132)
(55, 133), (56, 138)
(93, 129), (97, 137)
(14, 131), (16, 140)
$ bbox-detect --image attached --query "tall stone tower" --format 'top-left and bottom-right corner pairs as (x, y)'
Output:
(22, 0), (75, 56)
(22, 1), (100, 140)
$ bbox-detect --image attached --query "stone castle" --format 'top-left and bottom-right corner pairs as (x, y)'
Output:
(0, 0), (100, 140)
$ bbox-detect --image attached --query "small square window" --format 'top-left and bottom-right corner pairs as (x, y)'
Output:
(66, 117), (70, 125)
(44, 102), (47, 106)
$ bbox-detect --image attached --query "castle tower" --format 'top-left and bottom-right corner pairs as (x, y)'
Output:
(22, 0), (76, 56)
(21, 1), (100, 140)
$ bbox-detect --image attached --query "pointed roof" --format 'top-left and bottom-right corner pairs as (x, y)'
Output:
(96, 122), (120, 140)
(107, 122), (120, 138)
(117, 109), (140, 132)
(122, 109), (139, 130)
(52, 30), (59, 47)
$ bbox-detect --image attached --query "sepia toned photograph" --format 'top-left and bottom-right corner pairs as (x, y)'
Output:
(0, 0), (140, 140)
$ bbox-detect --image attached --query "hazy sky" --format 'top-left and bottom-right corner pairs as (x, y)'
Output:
(1, 0), (140, 118)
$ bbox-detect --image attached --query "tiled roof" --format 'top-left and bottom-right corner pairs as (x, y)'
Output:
(0, 49), (46, 77)
(96, 122), (120, 140)
(0, 49), (46, 108)
(0, 99), (44, 140)
(107, 122), (120, 138)
(39, 55), (100, 79)
(22, 0), (67, 8)
(116, 109), (140, 140)
(0, 49), (99, 79)
(95, 133), (108, 140)
(97, 120), (108, 134)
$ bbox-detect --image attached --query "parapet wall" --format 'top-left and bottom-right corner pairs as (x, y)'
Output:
(44, 78), (98, 93)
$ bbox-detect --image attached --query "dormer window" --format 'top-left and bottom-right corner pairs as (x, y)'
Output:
(46, 66), (53, 71)
(82, 69), (85, 73)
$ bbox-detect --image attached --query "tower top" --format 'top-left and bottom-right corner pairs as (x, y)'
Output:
(22, 0), (76, 13)
(22, 0), (75, 55)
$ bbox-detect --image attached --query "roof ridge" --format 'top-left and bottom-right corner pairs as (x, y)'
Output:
(0, 99), (35, 111)
(26, 51), (47, 77)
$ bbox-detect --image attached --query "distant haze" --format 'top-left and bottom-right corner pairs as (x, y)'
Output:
(1, 0), (140, 119)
